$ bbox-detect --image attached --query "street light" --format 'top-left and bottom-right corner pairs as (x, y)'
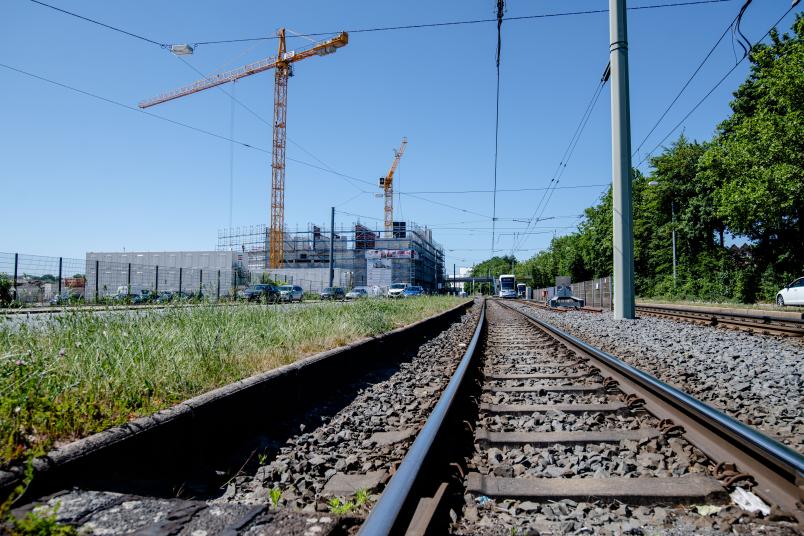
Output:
(169, 44), (194, 56)
(648, 181), (676, 287)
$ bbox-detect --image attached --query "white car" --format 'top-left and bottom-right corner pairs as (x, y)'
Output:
(387, 283), (408, 298)
(776, 277), (804, 306)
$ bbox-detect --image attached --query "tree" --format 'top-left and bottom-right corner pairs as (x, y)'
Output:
(699, 15), (804, 299)
(470, 256), (517, 294)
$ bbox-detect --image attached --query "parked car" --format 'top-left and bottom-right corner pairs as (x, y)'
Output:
(49, 290), (83, 306)
(346, 287), (369, 299)
(776, 276), (804, 306)
(321, 287), (346, 300)
(132, 290), (157, 305)
(402, 285), (424, 297)
(279, 285), (304, 302)
(240, 284), (279, 303)
(387, 283), (409, 298)
(155, 291), (174, 303)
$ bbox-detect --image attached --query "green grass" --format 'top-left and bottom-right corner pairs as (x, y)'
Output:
(0, 297), (466, 466)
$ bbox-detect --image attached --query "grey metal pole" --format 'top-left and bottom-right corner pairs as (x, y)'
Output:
(127, 263), (131, 295)
(609, 0), (635, 319)
(58, 257), (63, 296)
(155, 265), (159, 293)
(95, 259), (99, 302)
(671, 201), (677, 288)
(178, 267), (183, 296)
(328, 206), (335, 288)
(453, 264), (456, 294)
(217, 269), (221, 300)
(13, 253), (18, 300)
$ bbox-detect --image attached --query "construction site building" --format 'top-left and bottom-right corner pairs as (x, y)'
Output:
(217, 220), (445, 292)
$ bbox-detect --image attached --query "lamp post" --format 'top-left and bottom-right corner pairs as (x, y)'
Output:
(648, 180), (676, 287)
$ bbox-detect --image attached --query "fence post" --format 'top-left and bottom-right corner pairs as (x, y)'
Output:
(599, 278), (603, 307)
(178, 267), (183, 295)
(155, 265), (159, 293)
(200, 269), (203, 297)
(58, 257), (63, 296)
(94, 259), (99, 302)
(127, 263), (131, 295)
(13, 253), (18, 299)
(217, 269), (221, 300)
(608, 277), (613, 311)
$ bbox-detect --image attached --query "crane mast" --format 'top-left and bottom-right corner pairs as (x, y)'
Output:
(270, 29), (290, 270)
(380, 137), (408, 238)
(139, 29), (348, 268)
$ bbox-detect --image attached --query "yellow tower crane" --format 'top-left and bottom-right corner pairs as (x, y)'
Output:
(140, 30), (348, 268)
(379, 137), (407, 238)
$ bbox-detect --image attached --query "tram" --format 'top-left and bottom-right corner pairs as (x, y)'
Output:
(516, 283), (526, 298)
(498, 274), (517, 298)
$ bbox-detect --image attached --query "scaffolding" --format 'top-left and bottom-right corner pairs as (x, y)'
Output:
(217, 220), (445, 291)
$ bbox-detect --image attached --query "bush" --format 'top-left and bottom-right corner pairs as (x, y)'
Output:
(0, 274), (12, 307)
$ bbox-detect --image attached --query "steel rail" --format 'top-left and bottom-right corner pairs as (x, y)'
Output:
(636, 304), (804, 326)
(499, 300), (804, 517)
(359, 300), (486, 535)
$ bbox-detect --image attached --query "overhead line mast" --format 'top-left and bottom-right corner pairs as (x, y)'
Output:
(379, 137), (408, 238)
(140, 29), (348, 268)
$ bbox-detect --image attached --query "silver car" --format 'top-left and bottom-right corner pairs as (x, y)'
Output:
(278, 285), (304, 302)
(346, 287), (369, 299)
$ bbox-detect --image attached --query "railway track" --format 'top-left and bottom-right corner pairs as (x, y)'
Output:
(519, 299), (804, 337)
(362, 299), (803, 534)
(634, 303), (804, 337)
(11, 298), (802, 534)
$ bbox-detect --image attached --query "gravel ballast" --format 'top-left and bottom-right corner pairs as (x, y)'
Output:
(511, 302), (804, 452)
(223, 301), (481, 511)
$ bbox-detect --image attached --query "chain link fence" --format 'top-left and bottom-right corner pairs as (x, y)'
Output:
(1, 252), (236, 307)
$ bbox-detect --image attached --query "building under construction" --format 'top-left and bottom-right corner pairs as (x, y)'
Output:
(217, 220), (445, 292)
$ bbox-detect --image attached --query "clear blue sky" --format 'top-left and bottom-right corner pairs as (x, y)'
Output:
(1, 0), (799, 270)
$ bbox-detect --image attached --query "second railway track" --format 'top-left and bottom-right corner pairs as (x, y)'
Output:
(634, 303), (804, 337)
(363, 299), (803, 534)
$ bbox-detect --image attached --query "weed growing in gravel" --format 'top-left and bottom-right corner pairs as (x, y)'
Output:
(327, 497), (355, 515)
(0, 459), (76, 535)
(0, 297), (466, 465)
(354, 488), (369, 507)
(268, 487), (282, 508)
(327, 488), (370, 515)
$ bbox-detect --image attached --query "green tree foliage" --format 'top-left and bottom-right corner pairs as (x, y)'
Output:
(469, 16), (802, 303)
(699, 14), (804, 300)
(470, 256), (517, 293)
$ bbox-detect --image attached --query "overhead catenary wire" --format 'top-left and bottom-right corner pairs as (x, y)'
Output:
(0, 62), (275, 154)
(191, 0), (735, 45)
(636, 2), (796, 167)
(0, 62), (387, 197)
(491, 0), (505, 256)
(631, 0), (751, 159)
(511, 67), (608, 254)
(398, 184), (610, 194)
(27, 0), (167, 47)
(27, 0), (734, 49)
(171, 54), (370, 195)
